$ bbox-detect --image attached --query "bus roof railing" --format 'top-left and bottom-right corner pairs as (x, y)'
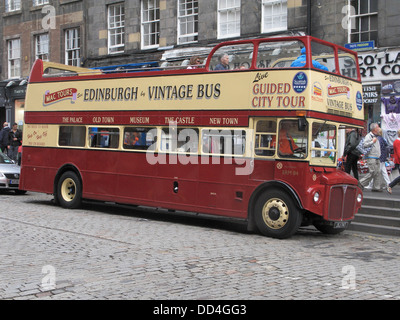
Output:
(30, 36), (361, 82)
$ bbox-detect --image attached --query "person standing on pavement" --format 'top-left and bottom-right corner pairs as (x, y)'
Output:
(369, 128), (391, 189)
(358, 123), (382, 192)
(0, 122), (11, 154)
(387, 129), (400, 194)
(8, 123), (22, 161)
(343, 128), (361, 180)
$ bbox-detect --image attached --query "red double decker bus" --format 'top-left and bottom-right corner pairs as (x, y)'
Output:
(20, 36), (364, 239)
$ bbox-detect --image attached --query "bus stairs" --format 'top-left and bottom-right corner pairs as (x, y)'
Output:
(348, 188), (400, 237)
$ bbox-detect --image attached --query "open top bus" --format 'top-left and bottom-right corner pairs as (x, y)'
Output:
(20, 36), (364, 239)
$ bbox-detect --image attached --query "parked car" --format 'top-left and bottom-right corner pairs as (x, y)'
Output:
(0, 152), (26, 194)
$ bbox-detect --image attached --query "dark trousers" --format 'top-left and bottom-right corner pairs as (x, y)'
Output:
(389, 164), (400, 189)
(345, 153), (359, 180)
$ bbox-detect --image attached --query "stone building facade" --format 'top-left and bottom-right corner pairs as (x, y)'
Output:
(0, 0), (400, 132)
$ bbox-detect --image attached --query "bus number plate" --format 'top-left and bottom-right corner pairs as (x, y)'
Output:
(334, 221), (348, 229)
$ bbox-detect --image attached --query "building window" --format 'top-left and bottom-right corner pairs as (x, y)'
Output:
(35, 34), (49, 61)
(178, 0), (198, 44)
(8, 39), (21, 79)
(261, 0), (287, 33)
(5, 0), (21, 12)
(33, 0), (49, 6)
(218, 0), (241, 39)
(349, 0), (378, 44)
(65, 28), (81, 66)
(108, 3), (125, 54)
(141, 0), (160, 49)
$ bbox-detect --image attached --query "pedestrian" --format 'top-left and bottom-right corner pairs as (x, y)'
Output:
(8, 123), (22, 162)
(343, 128), (361, 180)
(367, 128), (391, 189)
(358, 123), (382, 192)
(0, 122), (11, 154)
(387, 129), (400, 194)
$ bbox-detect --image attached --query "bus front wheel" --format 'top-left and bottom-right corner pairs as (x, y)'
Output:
(254, 189), (302, 239)
(56, 171), (82, 209)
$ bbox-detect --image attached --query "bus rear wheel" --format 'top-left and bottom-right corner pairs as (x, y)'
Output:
(56, 171), (82, 209)
(254, 189), (302, 239)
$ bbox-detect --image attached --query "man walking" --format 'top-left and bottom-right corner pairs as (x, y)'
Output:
(8, 123), (22, 161)
(0, 122), (10, 154)
(358, 123), (382, 192)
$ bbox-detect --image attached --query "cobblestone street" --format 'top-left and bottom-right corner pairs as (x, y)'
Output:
(0, 191), (399, 301)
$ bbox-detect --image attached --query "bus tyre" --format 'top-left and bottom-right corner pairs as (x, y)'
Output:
(57, 171), (82, 209)
(254, 190), (302, 239)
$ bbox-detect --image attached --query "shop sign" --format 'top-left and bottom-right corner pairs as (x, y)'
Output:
(358, 49), (400, 81)
(345, 41), (375, 52)
(362, 84), (381, 106)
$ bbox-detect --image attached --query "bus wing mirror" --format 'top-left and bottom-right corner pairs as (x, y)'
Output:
(298, 117), (307, 131)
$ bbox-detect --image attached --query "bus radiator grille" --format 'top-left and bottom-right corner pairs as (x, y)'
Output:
(328, 185), (357, 221)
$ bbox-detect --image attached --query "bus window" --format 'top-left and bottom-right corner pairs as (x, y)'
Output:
(254, 119), (276, 156)
(202, 129), (246, 155)
(89, 127), (120, 149)
(278, 120), (307, 158)
(258, 40), (303, 69)
(160, 127), (199, 153)
(338, 49), (358, 80)
(310, 41), (334, 72)
(311, 122), (337, 164)
(123, 127), (156, 151)
(209, 43), (254, 71)
(59, 126), (86, 147)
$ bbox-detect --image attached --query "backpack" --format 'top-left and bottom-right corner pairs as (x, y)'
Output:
(344, 130), (361, 156)
(355, 136), (373, 156)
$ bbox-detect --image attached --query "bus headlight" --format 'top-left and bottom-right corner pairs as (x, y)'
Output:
(357, 193), (362, 203)
(313, 192), (320, 203)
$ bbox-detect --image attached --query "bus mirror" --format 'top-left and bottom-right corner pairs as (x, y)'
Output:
(298, 117), (307, 131)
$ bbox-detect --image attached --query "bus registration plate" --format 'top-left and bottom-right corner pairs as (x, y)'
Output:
(334, 221), (348, 229)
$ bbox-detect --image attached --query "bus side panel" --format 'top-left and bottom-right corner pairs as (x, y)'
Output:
(152, 154), (199, 208)
(20, 147), (61, 194)
(115, 152), (158, 203)
(83, 150), (119, 199)
(197, 157), (250, 218)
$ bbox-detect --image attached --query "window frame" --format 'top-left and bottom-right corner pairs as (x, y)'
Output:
(5, 0), (21, 12)
(141, 0), (160, 50)
(108, 3), (125, 54)
(217, 0), (241, 39)
(35, 33), (49, 61)
(177, 0), (199, 45)
(348, 0), (378, 44)
(65, 28), (81, 66)
(261, 0), (288, 34)
(8, 38), (21, 79)
(33, 0), (49, 6)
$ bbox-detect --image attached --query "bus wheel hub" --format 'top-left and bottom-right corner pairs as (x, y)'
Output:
(262, 199), (289, 229)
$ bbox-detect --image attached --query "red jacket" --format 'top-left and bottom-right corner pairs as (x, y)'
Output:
(394, 139), (400, 164)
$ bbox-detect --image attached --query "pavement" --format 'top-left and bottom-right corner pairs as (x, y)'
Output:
(359, 172), (400, 200)
(362, 185), (400, 199)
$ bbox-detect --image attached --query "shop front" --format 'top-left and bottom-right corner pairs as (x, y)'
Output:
(359, 49), (400, 146)
(0, 80), (27, 130)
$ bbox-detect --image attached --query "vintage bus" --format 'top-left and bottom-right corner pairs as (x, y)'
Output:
(20, 36), (364, 239)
